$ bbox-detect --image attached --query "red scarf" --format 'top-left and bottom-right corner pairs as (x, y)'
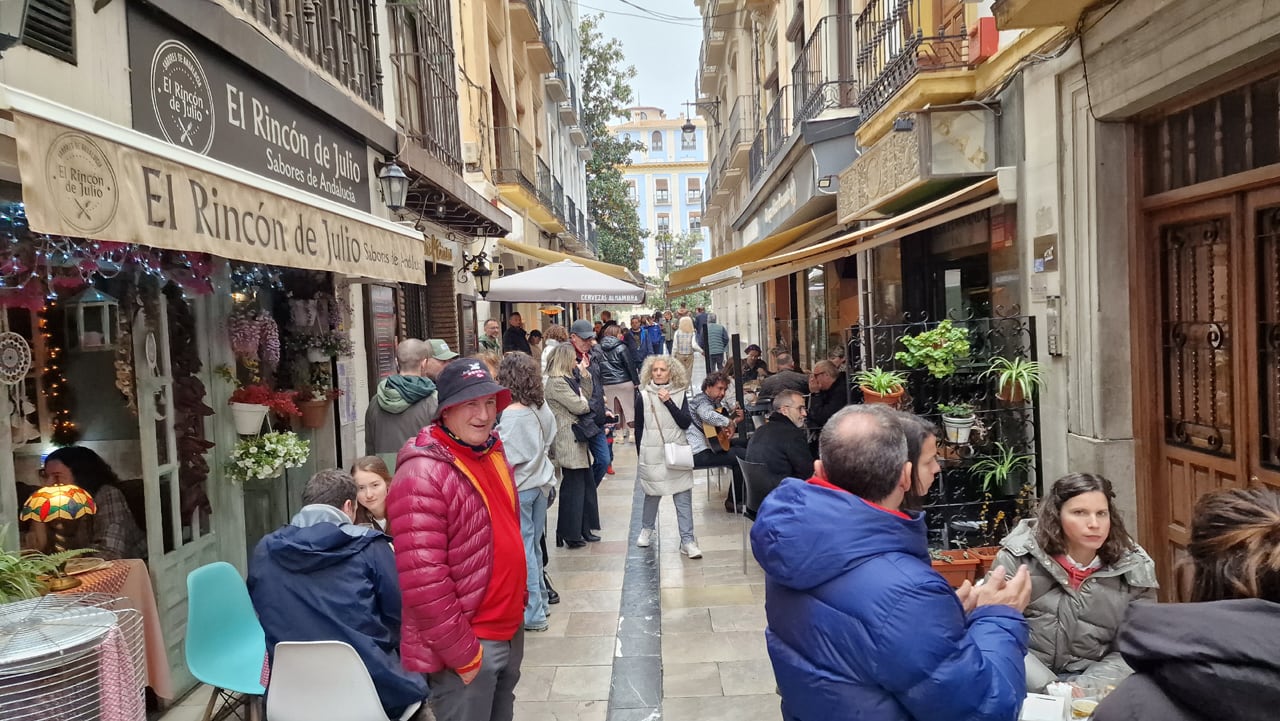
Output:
(1054, 555), (1101, 589)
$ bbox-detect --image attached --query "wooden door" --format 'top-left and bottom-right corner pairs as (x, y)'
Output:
(1244, 186), (1280, 495)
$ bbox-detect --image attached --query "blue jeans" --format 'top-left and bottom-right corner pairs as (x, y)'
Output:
(588, 431), (610, 488)
(518, 488), (549, 628)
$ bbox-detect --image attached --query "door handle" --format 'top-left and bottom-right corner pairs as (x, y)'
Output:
(1251, 475), (1260, 485)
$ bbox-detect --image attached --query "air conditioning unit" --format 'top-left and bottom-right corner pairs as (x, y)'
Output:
(462, 142), (481, 164)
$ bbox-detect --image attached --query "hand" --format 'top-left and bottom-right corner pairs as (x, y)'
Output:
(578, 355), (591, 370)
(547, 487), (557, 507)
(971, 564), (1032, 613)
(657, 387), (671, 403)
(733, 408), (745, 422)
(955, 579), (977, 614)
(459, 665), (480, 685)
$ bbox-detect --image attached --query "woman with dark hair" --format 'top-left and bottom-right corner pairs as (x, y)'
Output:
(496, 352), (558, 631)
(994, 473), (1157, 691)
(351, 455), (394, 533)
(41, 446), (146, 560)
(1094, 487), (1280, 721)
(890, 410), (940, 512)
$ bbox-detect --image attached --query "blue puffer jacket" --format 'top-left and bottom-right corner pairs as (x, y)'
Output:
(248, 505), (428, 718)
(750, 478), (1029, 721)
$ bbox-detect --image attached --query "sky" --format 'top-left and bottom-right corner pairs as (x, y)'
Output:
(580, 0), (703, 120)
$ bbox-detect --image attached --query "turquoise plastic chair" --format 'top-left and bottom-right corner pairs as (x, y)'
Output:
(186, 561), (267, 721)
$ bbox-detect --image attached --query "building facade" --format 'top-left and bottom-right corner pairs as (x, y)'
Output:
(610, 107), (710, 278)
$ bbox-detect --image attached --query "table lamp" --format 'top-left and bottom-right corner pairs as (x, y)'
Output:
(20, 484), (96, 591)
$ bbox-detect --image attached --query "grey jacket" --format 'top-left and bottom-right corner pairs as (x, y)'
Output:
(544, 375), (591, 470)
(994, 519), (1158, 691)
(364, 394), (437, 456)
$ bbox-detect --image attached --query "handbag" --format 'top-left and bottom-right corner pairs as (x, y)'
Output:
(571, 415), (601, 442)
(649, 392), (694, 469)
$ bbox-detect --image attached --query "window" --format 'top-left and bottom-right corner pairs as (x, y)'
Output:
(655, 179), (670, 205)
(687, 178), (702, 202)
(626, 179), (638, 202)
(657, 213), (670, 232)
(689, 212), (702, 231)
(389, 0), (462, 172)
(24, 0), (75, 64)
(681, 130), (696, 151)
(651, 130), (664, 151)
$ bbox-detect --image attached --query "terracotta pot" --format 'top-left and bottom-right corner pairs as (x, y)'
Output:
(299, 399), (331, 429)
(861, 385), (905, 406)
(996, 381), (1026, 404)
(930, 550), (981, 589)
(969, 545), (1002, 577)
(230, 402), (269, 435)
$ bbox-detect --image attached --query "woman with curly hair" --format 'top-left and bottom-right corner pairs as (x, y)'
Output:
(632, 355), (699, 558)
(40, 446), (147, 560)
(993, 472), (1157, 691)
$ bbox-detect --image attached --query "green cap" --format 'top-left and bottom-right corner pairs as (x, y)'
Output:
(427, 338), (459, 360)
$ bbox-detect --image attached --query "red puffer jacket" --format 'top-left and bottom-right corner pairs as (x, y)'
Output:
(387, 427), (494, 674)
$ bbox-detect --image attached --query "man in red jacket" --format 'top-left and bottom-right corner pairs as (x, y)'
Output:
(387, 359), (525, 721)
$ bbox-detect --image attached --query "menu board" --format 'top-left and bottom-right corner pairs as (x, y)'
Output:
(367, 285), (398, 382)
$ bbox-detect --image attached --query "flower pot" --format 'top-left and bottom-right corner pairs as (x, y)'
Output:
(969, 545), (1002, 577)
(996, 381), (1026, 404)
(942, 415), (976, 444)
(299, 399), (330, 429)
(230, 402), (269, 435)
(306, 348), (329, 363)
(930, 550), (982, 589)
(861, 385), (905, 406)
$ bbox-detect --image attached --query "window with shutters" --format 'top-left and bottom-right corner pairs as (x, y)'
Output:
(23, 0), (75, 64)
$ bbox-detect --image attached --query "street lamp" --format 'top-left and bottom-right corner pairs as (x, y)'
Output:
(459, 249), (494, 299)
(681, 98), (722, 140)
(377, 159), (409, 212)
(0, 1), (30, 57)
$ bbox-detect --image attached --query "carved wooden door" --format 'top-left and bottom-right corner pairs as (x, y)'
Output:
(1243, 187), (1280, 496)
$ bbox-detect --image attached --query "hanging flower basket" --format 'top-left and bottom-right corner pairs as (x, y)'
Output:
(298, 399), (330, 429)
(230, 402), (269, 436)
(306, 348), (329, 363)
(227, 431), (310, 484)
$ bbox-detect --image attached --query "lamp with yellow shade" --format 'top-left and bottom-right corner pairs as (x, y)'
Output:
(20, 484), (96, 591)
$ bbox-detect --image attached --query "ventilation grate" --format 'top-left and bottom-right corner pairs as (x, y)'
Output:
(23, 0), (75, 64)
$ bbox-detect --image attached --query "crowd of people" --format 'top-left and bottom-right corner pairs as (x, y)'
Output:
(239, 308), (1280, 721)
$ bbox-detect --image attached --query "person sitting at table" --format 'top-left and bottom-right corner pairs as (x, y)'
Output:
(41, 446), (146, 560)
(351, 455), (394, 534)
(756, 352), (809, 404)
(806, 360), (848, 432)
(744, 390), (813, 517)
(993, 472), (1158, 692)
(247, 468), (427, 719)
(740, 344), (771, 382)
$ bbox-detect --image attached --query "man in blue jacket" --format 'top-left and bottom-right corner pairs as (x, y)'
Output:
(751, 406), (1031, 721)
(248, 469), (427, 719)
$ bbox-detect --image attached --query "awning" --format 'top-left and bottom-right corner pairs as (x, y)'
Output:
(738, 177), (1002, 287)
(667, 211), (838, 295)
(486, 259), (645, 304)
(497, 238), (637, 284)
(4, 84), (426, 285)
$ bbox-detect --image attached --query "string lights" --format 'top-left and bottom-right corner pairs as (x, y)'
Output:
(39, 300), (79, 446)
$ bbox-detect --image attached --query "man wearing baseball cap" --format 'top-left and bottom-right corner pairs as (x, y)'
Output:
(365, 339), (456, 457)
(387, 359), (526, 721)
(424, 339), (459, 379)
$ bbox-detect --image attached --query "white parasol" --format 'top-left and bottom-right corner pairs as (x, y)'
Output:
(484, 259), (646, 304)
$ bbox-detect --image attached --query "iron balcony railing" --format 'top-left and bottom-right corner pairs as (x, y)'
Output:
(748, 86), (797, 186)
(586, 224), (599, 256)
(792, 13), (859, 124)
(538, 2), (553, 49)
(232, 0), (382, 108)
(495, 126), (536, 193)
(687, 189), (702, 203)
(387, 0), (462, 174)
(556, 181), (568, 224)
(713, 94), (759, 168)
(856, 0), (969, 120)
(536, 158), (555, 213)
(749, 131), (765, 183)
(566, 196), (577, 232)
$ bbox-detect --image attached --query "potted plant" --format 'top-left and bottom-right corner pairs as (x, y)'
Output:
(982, 356), (1043, 404)
(929, 548), (982, 589)
(287, 331), (355, 363)
(971, 442), (1034, 497)
(937, 401), (977, 444)
(217, 365), (302, 435)
(895, 320), (971, 379)
(295, 367), (343, 430)
(854, 367), (908, 406)
(0, 535), (96, 601)
(227, 430), (311, 484)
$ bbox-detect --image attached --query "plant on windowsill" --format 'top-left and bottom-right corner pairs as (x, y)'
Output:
(853, 367), (908, 406)
(937, 401), (977, 444)
(971, 442), (1034, 497)
(894, 320), (971, 379)
(227, 431), (311, 484)
(982, 356), (1043, 404)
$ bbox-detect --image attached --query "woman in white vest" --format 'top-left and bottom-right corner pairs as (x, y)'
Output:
(632, 355), (701, 559)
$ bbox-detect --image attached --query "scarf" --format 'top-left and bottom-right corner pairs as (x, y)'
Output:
(433, 421), (497, 455)
(375, 374), (437, 413)
(1054, 554), (1103, 589)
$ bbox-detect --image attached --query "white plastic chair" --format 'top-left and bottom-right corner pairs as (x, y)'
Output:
(265, 641), (422, 721)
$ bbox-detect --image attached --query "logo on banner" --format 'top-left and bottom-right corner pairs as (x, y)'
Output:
(44, 132), (119, 234)
(150, 39), (215, 154)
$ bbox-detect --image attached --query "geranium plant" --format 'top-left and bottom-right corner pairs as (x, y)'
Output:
(227, 431), (310, 483)
(216, 364), (302, 416)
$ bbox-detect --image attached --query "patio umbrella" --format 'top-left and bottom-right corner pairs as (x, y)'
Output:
(484, 259), (646, 304)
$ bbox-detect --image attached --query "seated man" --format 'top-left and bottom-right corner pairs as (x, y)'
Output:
(807, 360), (849, 432)
(248, 469), (427, 719)
(745, 390), (814, 516)
(687, 372), (748, 513)
(757, 352), (809, 404)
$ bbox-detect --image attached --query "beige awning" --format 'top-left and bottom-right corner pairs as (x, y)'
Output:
(497, 237), (637, 284)
(666, 211), (838, 296)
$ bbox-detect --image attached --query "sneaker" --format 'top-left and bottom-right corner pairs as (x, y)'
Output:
(524, 622), (550, 632)
(680, 541), (703, 559)
(636, 528), (655, 547)
(607, 465), (615, 475)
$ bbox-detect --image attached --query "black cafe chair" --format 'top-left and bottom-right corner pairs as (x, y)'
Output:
(737, 457), (778, 574)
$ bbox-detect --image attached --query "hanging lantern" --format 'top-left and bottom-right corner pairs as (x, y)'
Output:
(65, 287), (120, 351)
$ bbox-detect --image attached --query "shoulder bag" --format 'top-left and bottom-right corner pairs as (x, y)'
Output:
(649, 391), (694, 469)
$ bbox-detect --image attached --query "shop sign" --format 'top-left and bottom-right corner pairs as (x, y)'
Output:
(17, 113), (422, 285)
(425, 234), (456, 267)
(126, 8), (371, 212)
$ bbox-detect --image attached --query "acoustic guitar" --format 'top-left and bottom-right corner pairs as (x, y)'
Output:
(702, 403), (742, 452)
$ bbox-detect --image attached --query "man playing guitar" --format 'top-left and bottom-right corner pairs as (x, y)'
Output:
(686, 372), (748, 513)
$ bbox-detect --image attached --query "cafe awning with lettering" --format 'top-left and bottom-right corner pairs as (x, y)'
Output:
(3, 84), (425, 285)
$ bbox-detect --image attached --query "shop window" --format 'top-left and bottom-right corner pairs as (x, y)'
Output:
(651, 130), (664, 152)
(24, 0), (76, 64)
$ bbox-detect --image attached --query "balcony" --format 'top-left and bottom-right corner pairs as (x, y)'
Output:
(509, 0), (543, 42)
(526, 3), (556, 75)
(715, 95), (758, 178)
(553, 177), (567, 225)
(703, 9), (727, 67)
(569, 125), (588, 146)
(231, 0), (382, 108)
(687, 189), (702, 204)
(992, 0), (1095, 29)
(699, 44), (720, 89)
(559, 79), (579, 124)
(496, 127), (563, 231)
(747, 85), (797, 186)
(543, 44), (568, 101)
(577, 145), (593, 161)
(855, 0), (971, 144)
(792, 14), (859, 124)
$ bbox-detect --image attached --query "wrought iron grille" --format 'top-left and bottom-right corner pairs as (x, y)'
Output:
(748, 131), (765, 184)
(855, 0), (967, 120)
(536, 158), (555, 214)
(842, 308), (1044, 548)
(1160, 216), (1234, 456)
(233, 0), (383, 108)
(792, 14), (859, 124)
(388, 0), (462, 173)
(494, 126), (536, 193)
(1259, 205), (1280, 467)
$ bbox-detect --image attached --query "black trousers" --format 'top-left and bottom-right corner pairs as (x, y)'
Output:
(694, 445), (746, 507)
(556, 466), (597, 544)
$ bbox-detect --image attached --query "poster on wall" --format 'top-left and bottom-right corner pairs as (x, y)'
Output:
(336, 360), (357, 425)
(367, 285), (397, 383)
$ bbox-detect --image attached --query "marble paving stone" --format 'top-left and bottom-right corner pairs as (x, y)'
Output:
(564, 611), (621, 637)
(516, 665), (558, 702)
(608, 655), (663, 708)
(709, 604), (769, 632)
(522, 635), (617, 667)
(549, 665), (615, 701)
(588, 540), (630, 556)
(661, 630), (769, 664)
(547, 555), (630, 573)
(660, 584), (755, 609)
(701, 564), (762, 587)
(663, 694), (781, 721)
(553, 589), (623, 613)
(659, 567), (704, 588)
(513, 699), (608, 721)
(717, 658), (778, 696)
(557, 571), (627, 591)
(660, 662), (722, 698)
(749, 583), (768, 603)
(661, 606), (714, 634)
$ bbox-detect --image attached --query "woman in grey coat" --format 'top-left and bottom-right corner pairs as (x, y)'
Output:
(993, 472), (1157, 691)
(544, 343), (597, 549)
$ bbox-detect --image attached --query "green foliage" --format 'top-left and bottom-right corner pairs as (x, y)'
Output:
(646, 231), (711, 309)
(853, 367), (908, 394)
(0, 531), (96, 603)
(971, 442), (1034, 494)
(895, 320), (971, 379)
(938, 401), (976, 418)
(580, 14), (645, 272)
(981, 357), (1044, 401)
